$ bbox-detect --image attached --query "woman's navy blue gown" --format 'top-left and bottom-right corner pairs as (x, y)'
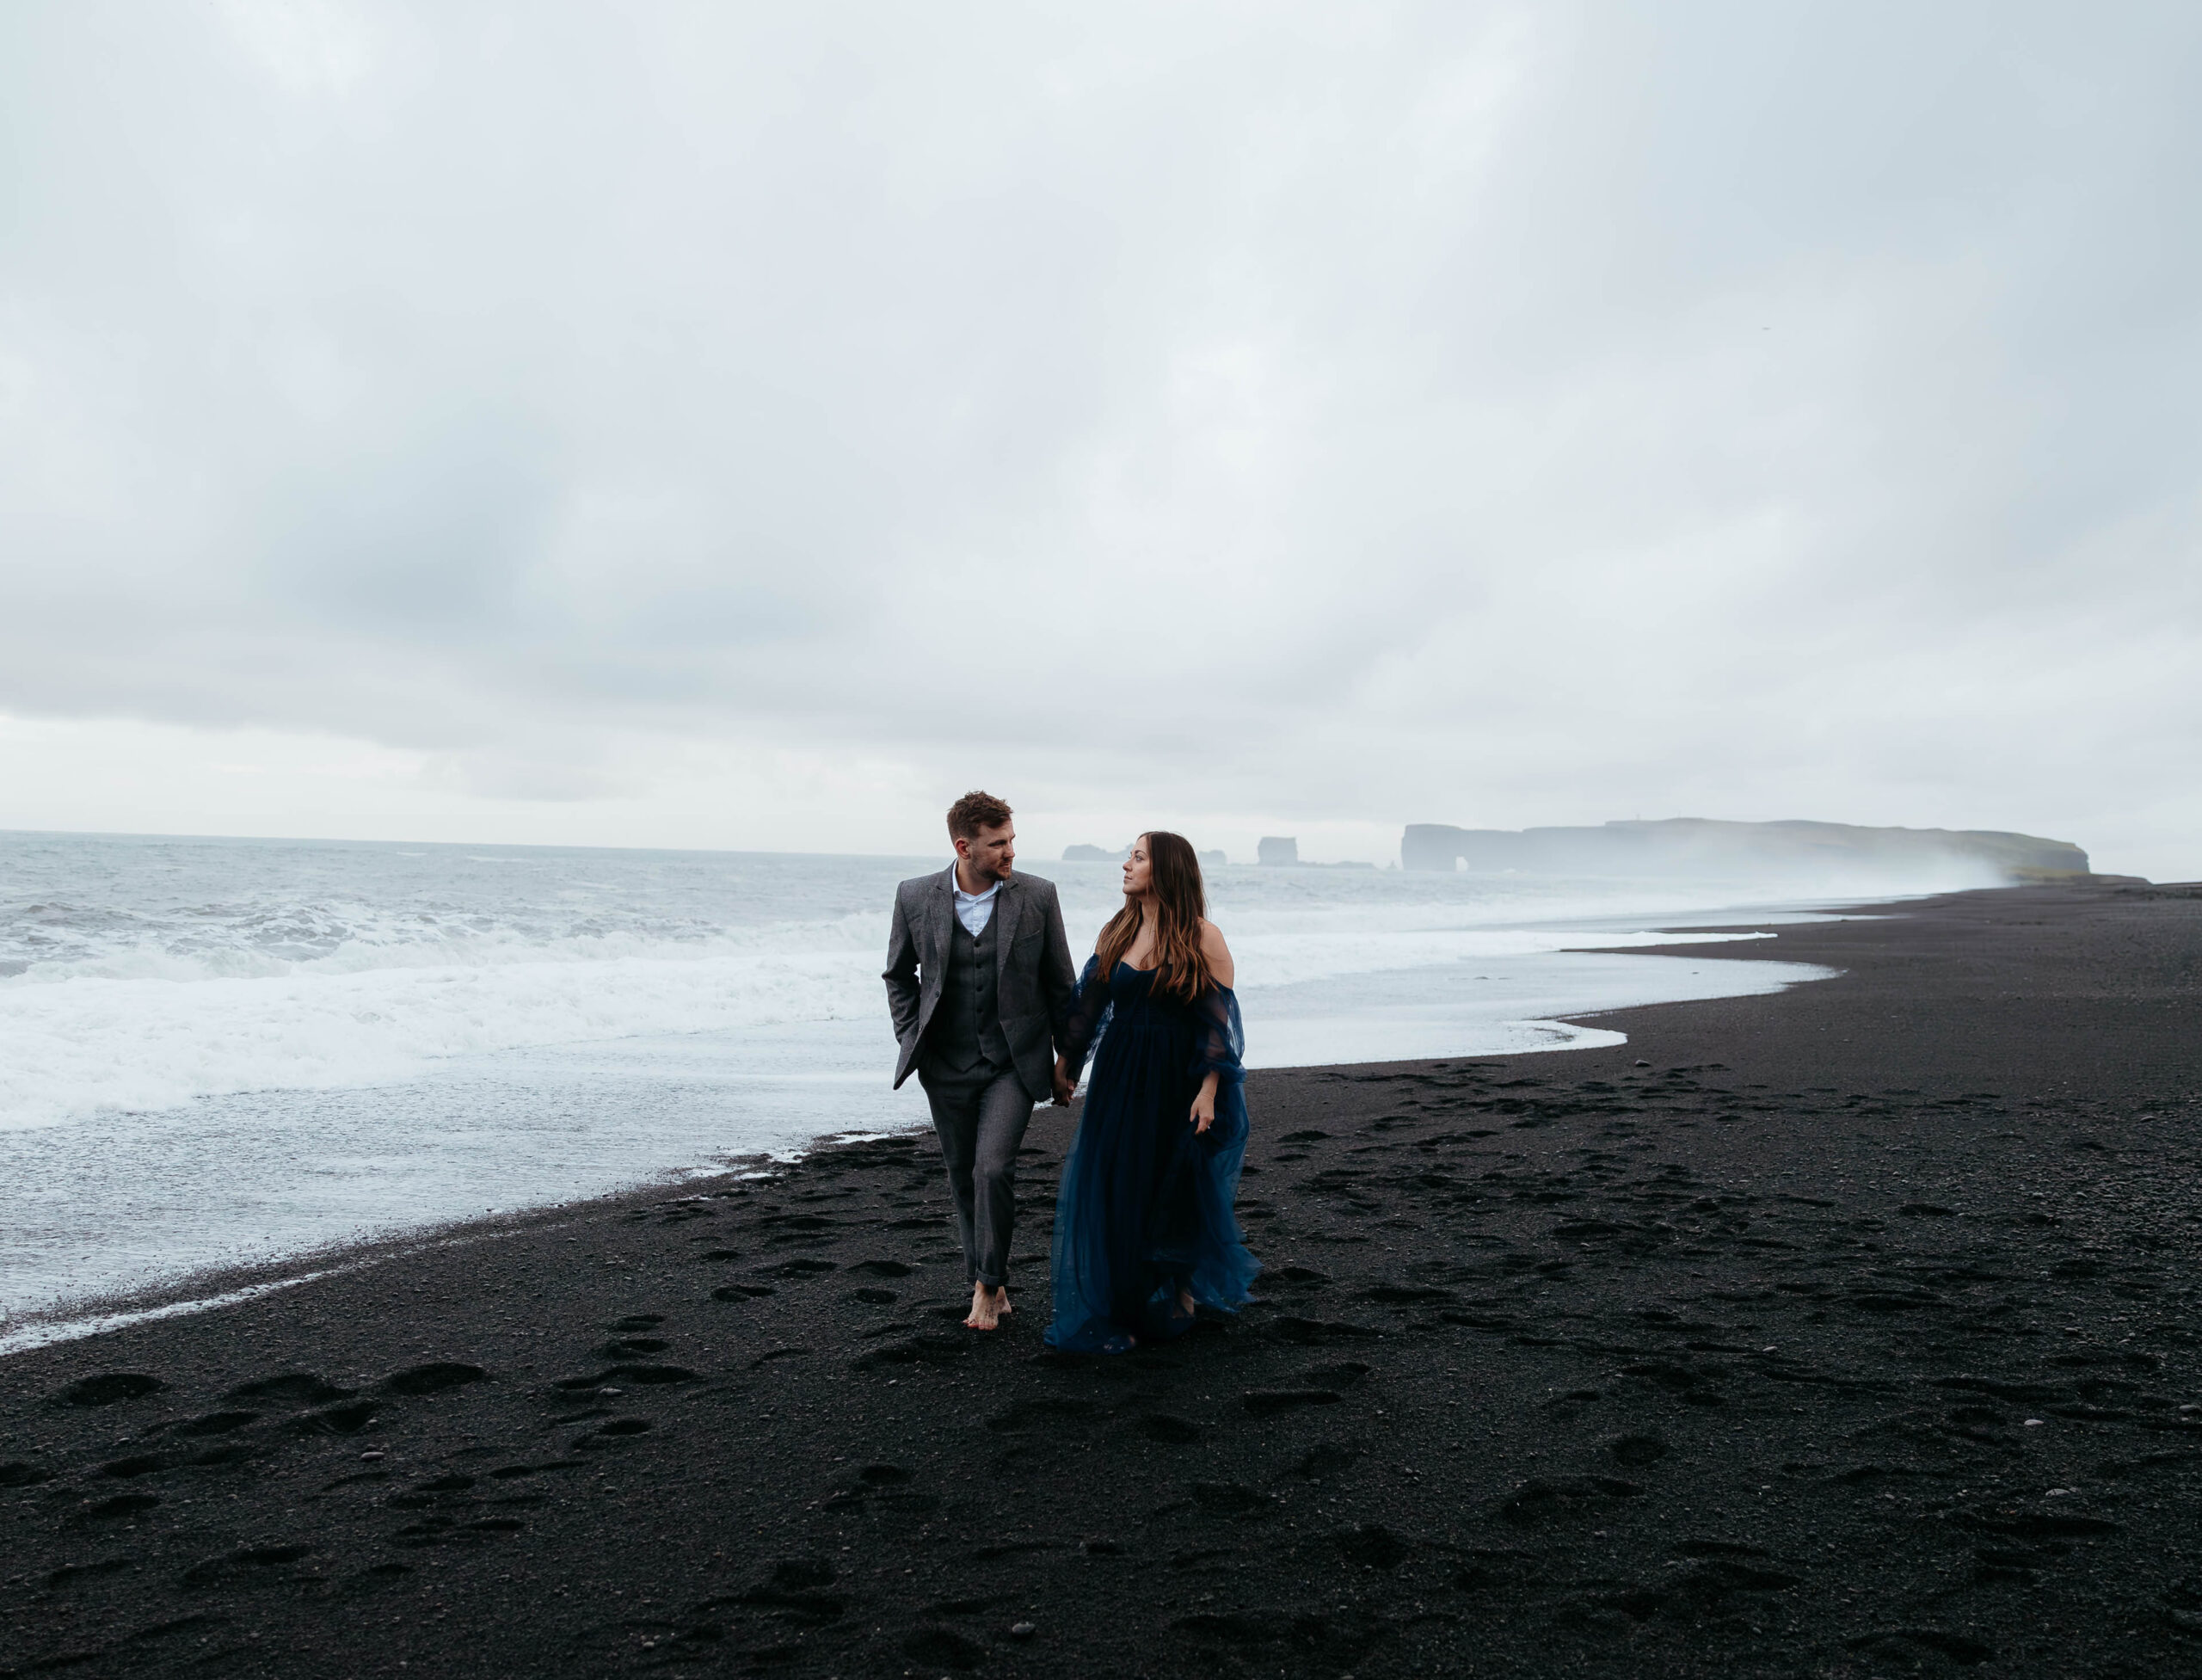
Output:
(1043, 957), (1261, 1352)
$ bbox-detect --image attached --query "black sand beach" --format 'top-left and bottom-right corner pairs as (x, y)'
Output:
(4, 881), (2200, 1679)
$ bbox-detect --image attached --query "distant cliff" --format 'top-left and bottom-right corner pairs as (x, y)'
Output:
(1401, 818), (2089, 879)
(1065, 843), (1231, 870)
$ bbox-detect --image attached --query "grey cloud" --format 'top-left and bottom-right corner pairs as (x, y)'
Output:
(0, 1), (2197, 871)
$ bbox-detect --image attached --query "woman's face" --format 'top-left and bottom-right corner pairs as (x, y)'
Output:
(1121, 837), (1153, 899)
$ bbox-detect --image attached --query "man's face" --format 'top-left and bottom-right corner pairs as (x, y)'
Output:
(955, 822), (1016, 883)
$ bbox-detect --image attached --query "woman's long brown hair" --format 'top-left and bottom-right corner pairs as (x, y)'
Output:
(1094, 832), (1213, 1000)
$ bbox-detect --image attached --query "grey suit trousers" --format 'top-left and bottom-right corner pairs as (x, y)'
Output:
(918, 1060), (1034, 1289)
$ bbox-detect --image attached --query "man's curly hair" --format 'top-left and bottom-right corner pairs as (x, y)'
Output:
(946, 790), (1013, 841)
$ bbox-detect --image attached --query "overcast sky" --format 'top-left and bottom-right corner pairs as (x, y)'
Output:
(1, 2), (2196, 875)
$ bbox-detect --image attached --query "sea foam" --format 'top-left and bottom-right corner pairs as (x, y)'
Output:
(0, 913), (1759, 1130)
(0, 828), (1849, 1136)
(2, 832), (1873, 1326)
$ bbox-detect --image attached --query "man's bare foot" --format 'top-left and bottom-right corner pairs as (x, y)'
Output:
(965, 1282), (1006, 1330)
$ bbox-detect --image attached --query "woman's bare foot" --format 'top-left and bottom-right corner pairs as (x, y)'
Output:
(1178, 1288), (1196, 1318)
(965, 1282), (1007, 1330)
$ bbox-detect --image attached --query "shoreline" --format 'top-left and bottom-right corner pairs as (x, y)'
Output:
(4, 880), (2199, 1678)
(0, 1143), (838, 1363)
(3, 900), (1856, 1340)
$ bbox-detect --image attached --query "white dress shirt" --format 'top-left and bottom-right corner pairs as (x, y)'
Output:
(949, 865), (1001, 937)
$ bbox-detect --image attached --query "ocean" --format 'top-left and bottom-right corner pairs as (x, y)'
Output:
(0, 830), (1893, 1331)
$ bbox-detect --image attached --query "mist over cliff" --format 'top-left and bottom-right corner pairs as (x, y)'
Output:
(1403, 818), (2092, 890)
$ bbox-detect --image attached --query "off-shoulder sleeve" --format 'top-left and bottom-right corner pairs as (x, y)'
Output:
(1189, 982), (1258, 1306)
(1060, 955), (1112, 1078)
(1190, 983), (1246, 1087)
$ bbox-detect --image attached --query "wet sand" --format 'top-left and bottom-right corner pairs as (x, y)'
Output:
(3, 880), (2199, 1679)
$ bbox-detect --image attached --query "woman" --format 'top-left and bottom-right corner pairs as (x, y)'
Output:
(1044, 833), (1261, 1352)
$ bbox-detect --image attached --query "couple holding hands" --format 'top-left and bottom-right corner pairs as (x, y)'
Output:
(883, 791), (1261, 1353)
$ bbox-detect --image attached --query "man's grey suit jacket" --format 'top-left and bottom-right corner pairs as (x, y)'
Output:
(883, 867), (1080, 1100)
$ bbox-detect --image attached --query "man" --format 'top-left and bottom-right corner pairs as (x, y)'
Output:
(883, 791), (1080, 1330)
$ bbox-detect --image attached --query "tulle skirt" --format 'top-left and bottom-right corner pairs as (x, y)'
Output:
(1043, 1012), (1260, 1352)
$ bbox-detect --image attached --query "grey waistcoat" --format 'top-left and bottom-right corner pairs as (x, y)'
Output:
(926, 905), (1011, 1073)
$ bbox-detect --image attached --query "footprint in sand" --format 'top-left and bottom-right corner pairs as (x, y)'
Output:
(58, 1372), (166, 1407)
(1362, 1284), (1455, 1306)
(78, 1492), (162, 1522)
(852, 1334), (967, 1370)
(1292, 1442), (1364, 1480)
(1332, 1523), (1412, 1569)
(380, 1363), (486, 1396)
(172, 1409), (259, 1437)
(1498, 1475), (1641, 1525)
(45, 1559), (134, 1591)
(1264, 1317), (1381, 1346)
(288, 1400), (378, 1435)
(576, 1418), (653, 1449)
(226, 1372), (354, 1406)
(597, 1337), (668, 1357)
(901, 1627), (987, 1670)
(1190, 1482), (1277, 1515)
(986, 1397), (1099, 1434)
(1298, 1362), (1372, 1390)
(177, 1544), (313, 1588)
(1244, 1389), (1342, 1417)
(551, 1364), (695, 1391)
(1139, 1413), (1203, 1443)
